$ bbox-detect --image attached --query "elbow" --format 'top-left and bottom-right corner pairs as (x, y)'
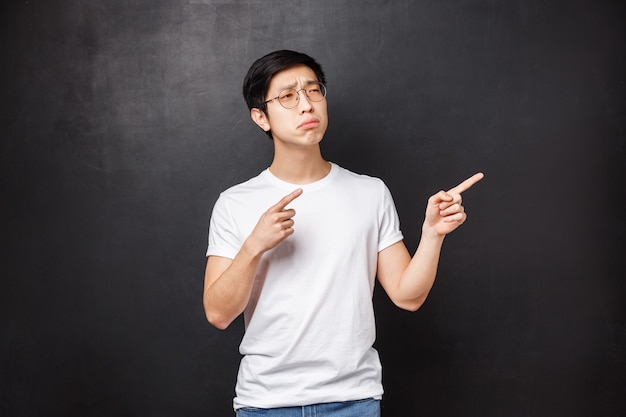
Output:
(203, 292), (235, 330)
(211, 321), (231, 331)
(396, 300), (424, 312)
(393, 294), (428, 312)
(203, 302), (235, 330)
(205, 311), (233, 330)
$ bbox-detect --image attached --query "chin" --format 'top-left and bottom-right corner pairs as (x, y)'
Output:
(305, 133), (324, 143)
(306, 127), (327, 143)
(273, 128), (326, 147)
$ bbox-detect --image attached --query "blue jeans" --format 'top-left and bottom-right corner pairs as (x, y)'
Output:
(236, 398), (380, 417)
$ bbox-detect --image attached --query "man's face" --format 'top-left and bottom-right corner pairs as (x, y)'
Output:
(252, 65), (328, 147)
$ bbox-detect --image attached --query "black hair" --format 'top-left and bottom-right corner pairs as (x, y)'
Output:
(242, 50), (326, 139)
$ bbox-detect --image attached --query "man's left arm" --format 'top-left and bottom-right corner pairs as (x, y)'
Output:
(377, 173), (484, 311)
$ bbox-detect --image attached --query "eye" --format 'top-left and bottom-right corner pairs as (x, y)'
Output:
(279, 90), (295, 100)
(307, 83), (324, 98)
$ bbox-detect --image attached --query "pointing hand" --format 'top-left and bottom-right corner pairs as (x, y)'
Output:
(423, 173), (484, 238)
(247, 188), (303, 254)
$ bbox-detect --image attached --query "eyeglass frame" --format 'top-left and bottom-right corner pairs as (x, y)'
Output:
(262, 82), (327, 109)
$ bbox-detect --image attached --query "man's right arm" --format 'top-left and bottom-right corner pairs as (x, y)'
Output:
(203, 188), (303, 330)
(203, 245), (264, 330)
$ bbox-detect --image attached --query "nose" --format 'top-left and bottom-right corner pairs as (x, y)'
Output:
(296, 90), (313, 113)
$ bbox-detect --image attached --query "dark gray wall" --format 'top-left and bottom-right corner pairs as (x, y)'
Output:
(2, 1), (624, 416)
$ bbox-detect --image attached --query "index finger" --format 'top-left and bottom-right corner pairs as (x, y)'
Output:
(447, 172), (484, 195)
(270, 188), (303, 212)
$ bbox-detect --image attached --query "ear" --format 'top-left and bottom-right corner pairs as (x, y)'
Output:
(250, 108), (271, 132)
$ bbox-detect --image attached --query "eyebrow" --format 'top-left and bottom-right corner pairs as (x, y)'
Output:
(277, 80), (318, 91)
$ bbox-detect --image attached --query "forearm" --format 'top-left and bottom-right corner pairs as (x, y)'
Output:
(395, 230), (445, 311)
(203, 241), (263, 329)
(204, 188), (302, 329)
(391, 171), (483, 310)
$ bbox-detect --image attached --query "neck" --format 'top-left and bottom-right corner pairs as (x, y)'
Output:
(269, 145), (330, 184)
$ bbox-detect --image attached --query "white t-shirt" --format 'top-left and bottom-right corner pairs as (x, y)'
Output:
(206, 163), (404, 410)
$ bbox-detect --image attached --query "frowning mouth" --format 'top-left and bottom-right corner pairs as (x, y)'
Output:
(298, 119), (320, 129)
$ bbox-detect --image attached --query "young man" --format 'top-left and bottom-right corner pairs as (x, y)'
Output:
(203, 50), (483, 416)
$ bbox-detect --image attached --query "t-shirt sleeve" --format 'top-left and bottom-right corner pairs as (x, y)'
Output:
(377, 182), (404, 252)
(206, 194), (241, 259)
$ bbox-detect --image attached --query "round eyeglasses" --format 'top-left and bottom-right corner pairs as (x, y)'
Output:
(263, 82), (327, 109)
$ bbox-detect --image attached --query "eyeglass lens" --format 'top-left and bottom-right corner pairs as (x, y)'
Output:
(278, 83), (326, 108)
